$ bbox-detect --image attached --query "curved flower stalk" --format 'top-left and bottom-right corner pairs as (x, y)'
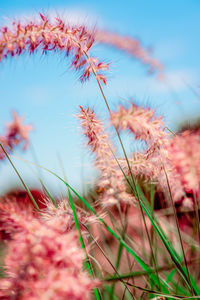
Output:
(95, 30), (164, 75)
(0, 199), (99, 299)
(0, 14), (109, 84)
(0, 13), (163, 82)
(77, 106), (133, 206)
(0, 110), (32, 160)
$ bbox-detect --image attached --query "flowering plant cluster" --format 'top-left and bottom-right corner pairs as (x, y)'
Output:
(0, 13), (200, 300)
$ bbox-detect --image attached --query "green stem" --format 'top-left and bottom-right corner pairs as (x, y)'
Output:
(0, 143), (40, 211)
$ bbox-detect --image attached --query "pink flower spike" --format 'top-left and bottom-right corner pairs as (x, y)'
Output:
(77, 106), (134, 206)
(0, 15), (109, 84)
(111, 103), (167, 147)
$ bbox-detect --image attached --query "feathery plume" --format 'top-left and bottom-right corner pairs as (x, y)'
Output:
(0, 14), (109, 84)
(126, 151), (185, 204)
(111, 103), (166, 147)
(77, 106), (133, 206)
(167, 130), (200, 195)
(42, 198), (101, 233)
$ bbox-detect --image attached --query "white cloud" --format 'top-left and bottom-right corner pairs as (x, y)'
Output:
(107, 68), (198, 99)
(148, 68), (198, 94)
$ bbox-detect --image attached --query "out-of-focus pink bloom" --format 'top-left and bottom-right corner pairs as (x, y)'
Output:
(95, 30), (164, 76)
(167, 130), (200, 195)
(0, 197), (36, 240)
(0, 189), (100, 242)
(0, 111), (32, 161)
(6, 111), (33, 149)
(0, 203), (99, 299)
(77, 106), (134, 206)
(2, 189), (47, 210)
(0, 14), (109, 84)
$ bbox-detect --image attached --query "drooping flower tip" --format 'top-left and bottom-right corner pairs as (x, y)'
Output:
(79, 58), (109, 84)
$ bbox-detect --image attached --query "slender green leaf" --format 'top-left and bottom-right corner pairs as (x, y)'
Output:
(68, 189), (101, 300)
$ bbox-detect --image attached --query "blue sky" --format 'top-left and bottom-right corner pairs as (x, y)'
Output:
(0, 0), (200, 195)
